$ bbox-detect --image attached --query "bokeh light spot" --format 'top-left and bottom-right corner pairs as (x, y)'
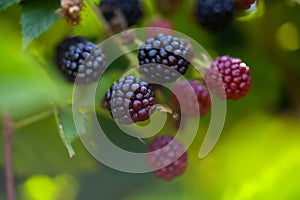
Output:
(276, 22), (299, 51)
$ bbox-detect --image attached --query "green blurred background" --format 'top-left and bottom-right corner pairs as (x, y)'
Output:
(0, 0), (300, 199)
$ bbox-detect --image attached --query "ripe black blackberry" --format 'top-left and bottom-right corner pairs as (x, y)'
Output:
(56, 36), (106, 84)
(234, 0), (256, 10)
(205, 55), (251, 100)
(138, 33), (191, 83)
(147, 135), (188, 181)
(99, 0), (143, 31)
(195, 0), (235, 31)
(172, 80), (211, 117)
(105, 76), (156, 124)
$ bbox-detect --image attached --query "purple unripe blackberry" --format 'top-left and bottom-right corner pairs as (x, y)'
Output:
(172, 80), (211, 117)
(195, 0), (235, 31)
(56, 36), (106, 84)
(205, 55), (252, 100)
(147, 135), (188, 181)
(99, 0), (143, 31)
(138, 34), (191, 83)
(105, 76), (156, 124)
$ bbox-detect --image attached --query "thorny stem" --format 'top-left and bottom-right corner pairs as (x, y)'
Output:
(2, 113), (15, 200)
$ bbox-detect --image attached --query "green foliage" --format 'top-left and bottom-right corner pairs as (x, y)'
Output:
(21, 0), (60, 49)
(0, 25), (54, 120)
(0, 0), (20, 11)
(54, 107), (87, 157)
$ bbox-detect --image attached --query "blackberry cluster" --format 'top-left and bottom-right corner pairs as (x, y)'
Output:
(195, 0), (235, 31)
(205, 55), (251, 100)
(99, 0), (143, 31)
(138, 34), (191, 83)
(147, 135), (188, 181)
(234, 0), (256, 10)
(105, 76), (156, 124)
(56, 36), (106, 84)
(172, 80), (211, 117)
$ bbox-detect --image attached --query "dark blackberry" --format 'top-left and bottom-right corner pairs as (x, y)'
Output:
(195, 0), (235, 31)
(138, 34), (191, 83)
(56, 36), (106, 84)
(147, 135), (188, 181)
(205, 55), (252, 100)
(105, 76), (156, 124)
(172, 80), (211, 117)
(234, 0), (256, 10)
(99, 0), (143, 31)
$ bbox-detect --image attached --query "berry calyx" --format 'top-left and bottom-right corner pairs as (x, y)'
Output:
(205, 55), (252, 100)
(138, 33), (191, 83)
(147, 135), (188, 181)
(172, 80), (211, 117)
(105, 76), (156, 124)
(56, 36), (106, 84)
(56, 0), (83, 25)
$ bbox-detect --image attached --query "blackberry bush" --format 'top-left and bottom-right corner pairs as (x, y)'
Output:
(205, 55), (252, 100)
(56, 36), (106, 84)
(138, 33), (191, 83)
(105, 76), (156, 124)
(147, 135), (188, 181)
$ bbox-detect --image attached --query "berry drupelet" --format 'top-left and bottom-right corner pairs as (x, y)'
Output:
(56, 36), (106, 84)
(205, 55), (251, 100)
(147, 135), (188, 181)
(172, 80), (211, 117)
(105, 76), (156, 124)
(138, 33), (191, 83)
(195, 0), (235, 31)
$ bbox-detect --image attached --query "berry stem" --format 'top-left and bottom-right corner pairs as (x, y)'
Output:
(192, 55), (210, 71)
(14, 109), (54, 130)
(2, 112), (16, 200)
(85, 0), (114, 37)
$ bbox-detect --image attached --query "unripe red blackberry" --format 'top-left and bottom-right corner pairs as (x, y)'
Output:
(138, 34), (191, 83)
(99, 0), (143, 31)
(56, 36), (106, 84)
(195, 0), (235, 31)
(147, 18), (174, 38)
(105, 76), (156, 124)
(172, 80), (211, 117)
(234, 0), (256, 10)
(205, 55), (251, 100)
(147, 135), (188, 181)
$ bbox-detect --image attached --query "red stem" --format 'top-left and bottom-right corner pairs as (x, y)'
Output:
(2, 113), (15, 200)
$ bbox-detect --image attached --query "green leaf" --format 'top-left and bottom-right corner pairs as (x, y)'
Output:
(54, 107), (87, 158)
(0, 0), (20, 11)
(0, 25), (55, 120)
(20, 0), (60, 49)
